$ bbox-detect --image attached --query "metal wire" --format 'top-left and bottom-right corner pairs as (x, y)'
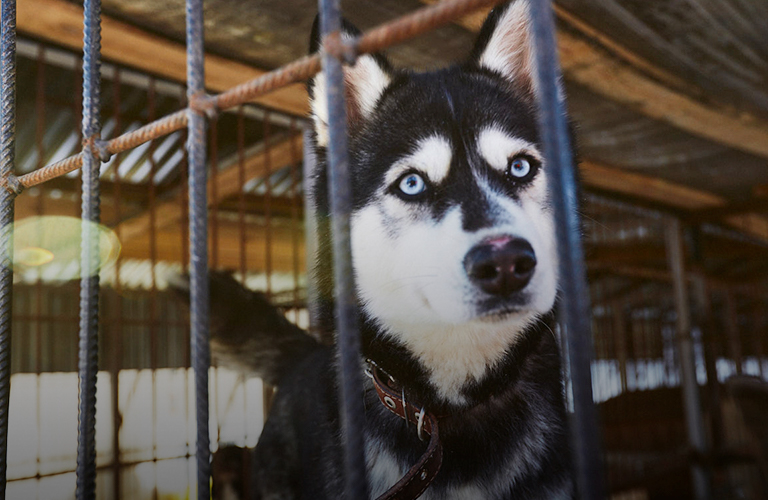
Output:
(528, 1), (605, 498)
(318, 0), (369, 497)
(0, 1), (15, 497)
(76, 0), (102, 498)
(185, 0), (211, 498)
(108, 67), (123, 500)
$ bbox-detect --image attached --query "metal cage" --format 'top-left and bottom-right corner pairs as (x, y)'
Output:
(6, 0), (760, 499)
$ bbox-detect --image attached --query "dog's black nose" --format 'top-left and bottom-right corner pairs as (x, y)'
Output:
(464, 237), (536, 295)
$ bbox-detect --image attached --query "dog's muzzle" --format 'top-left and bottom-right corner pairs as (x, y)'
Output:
(464, 235), (536, 295)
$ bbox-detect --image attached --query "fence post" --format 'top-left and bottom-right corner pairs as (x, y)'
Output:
(76, 0), (103, 498)
(665, 218), (710, 500)
(528, 1), (605, 498)
(317, 0), (369, 497)
(185, 0), (211, 498)
(0, 1), (16, 497)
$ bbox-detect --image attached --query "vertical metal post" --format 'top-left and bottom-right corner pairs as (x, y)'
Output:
(723, 289), (742, 375)
(318, 0), (369, 497)
(263, 112), (273, 299)
(528, 2), (605, 498)
(33, 44), (45, 493)
(302, 127), (320, 339)
(751, 285), (765, 380)
(77, 0), (102, 498)
(210, 116), (219, 269)
(109, 69), (123, 500)
(665, 218), (710, 500)
(612, 301), (628, 392)
(237, 107), (246, 285)
(0, 1), (16, 497)
(185, 0), (211, 498)
(263, 112), (275, 413)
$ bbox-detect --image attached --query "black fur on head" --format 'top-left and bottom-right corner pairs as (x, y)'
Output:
(306, 0), (541, 336)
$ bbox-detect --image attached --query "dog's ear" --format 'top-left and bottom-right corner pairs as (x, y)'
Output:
(308, 16), (392, 147)
(470, 0), (536, 95)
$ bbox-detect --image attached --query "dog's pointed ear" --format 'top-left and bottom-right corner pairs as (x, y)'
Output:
(470, 0), (536, 95)
(308, 16), (392, 147)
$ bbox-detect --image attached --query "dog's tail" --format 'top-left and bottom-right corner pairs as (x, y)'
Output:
(170, 271), (320, 386)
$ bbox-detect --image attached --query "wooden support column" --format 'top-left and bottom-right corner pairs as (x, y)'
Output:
(665, 218), (711, 500)
(723, 289), (743, 376)
(612, 301), (628, 392)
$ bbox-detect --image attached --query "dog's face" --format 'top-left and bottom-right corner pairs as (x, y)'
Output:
(311, 1), (559, 401)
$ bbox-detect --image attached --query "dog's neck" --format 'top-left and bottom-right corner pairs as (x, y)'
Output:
(360, 312), (556, 412)
(313, 271), (558, 409)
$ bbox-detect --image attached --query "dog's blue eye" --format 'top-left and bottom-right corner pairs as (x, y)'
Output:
(398, 173), (427, 196)
(508, 157), (532, 179)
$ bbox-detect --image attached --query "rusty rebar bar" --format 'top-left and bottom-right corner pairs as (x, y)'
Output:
(17, 110), (187, 188)
(185, 0), (211, 498)
(76, 0), (103, 497)
(0, 0), (16, 496)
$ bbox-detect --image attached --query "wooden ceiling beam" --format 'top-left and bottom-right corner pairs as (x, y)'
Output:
(215, 193), (303, 220)
(120, 219), (305, 274)
(580, 160), (768, 241)
(580, 160), (723, 211)
(688, 197), (768, 222)
(422, 0), (768, 160)
(18, 0), (308, 116)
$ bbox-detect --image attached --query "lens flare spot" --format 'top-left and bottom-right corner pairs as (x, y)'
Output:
(16, 247), (55, 267)
(10, 216), (121, 280)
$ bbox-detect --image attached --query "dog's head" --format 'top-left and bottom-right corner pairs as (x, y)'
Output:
(309, 1), (560, 400)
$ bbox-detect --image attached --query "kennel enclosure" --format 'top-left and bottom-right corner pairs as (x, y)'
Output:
(1, 0), (768, 499)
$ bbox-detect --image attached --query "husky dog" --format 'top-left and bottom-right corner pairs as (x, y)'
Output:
(201, 1), (573, 498)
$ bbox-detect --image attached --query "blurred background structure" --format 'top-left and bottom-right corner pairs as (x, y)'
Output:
(6, 0), (768, 498)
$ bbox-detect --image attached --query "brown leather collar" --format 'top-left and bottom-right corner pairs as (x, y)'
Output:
(366, 360), (443, 500)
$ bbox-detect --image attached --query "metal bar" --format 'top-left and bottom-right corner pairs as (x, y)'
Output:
(148, 77), (160, 500)
(317, 0), (369, 497)
(723, 289), (743, 375)
(180, 90), (190, 271)
(611, 301), (628, 392)
(751, 284), (765, 379)
(185, 0), (211, 498)
(76, 0), (102, 497)
(665, 218), (710, 500)
(527, 1), (605, 498)
(0, 0), (16, 496)
(263, 111), (276, 413)
(8, 452), (202, 483)
(33, 43), (45, 486)
(237, 106), (246, 285)
(210, 116), (219, 268)
(109, 67), (123, 500)
(264, 112), (273, 299)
